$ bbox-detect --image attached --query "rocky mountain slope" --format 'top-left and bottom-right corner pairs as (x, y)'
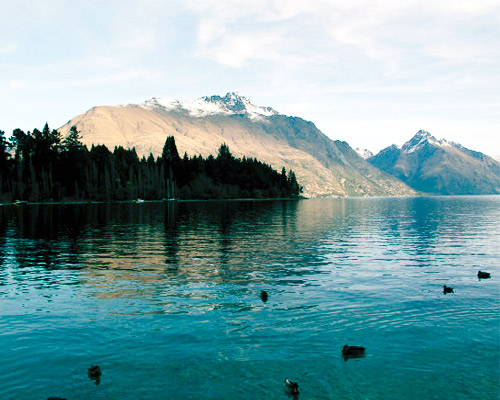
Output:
(368, 130), (500, 195)
(58, 92), (415, 198)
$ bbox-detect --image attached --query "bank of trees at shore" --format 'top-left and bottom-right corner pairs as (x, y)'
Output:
(0, 124), (302, 202)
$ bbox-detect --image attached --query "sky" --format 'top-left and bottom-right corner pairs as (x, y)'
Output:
(1, 0), (499, 157)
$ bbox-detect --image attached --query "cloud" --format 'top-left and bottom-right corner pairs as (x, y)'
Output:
(422, 40), (498, 63)
(186, 0), (500, 76)
(3, 69), (161, 93)
(0, 43), (18, 53)
(8, 80), (27, 90)
(121, 31), (157, 51)
(196, 29), (296, 67)
(41, 69), (162, 89)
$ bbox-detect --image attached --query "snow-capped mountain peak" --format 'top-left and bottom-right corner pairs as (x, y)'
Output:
(141, 92), (278, 120)
(355, 147), (373, 159)
(402, 130), (451, 153)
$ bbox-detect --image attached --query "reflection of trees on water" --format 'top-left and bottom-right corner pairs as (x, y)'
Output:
(215, 203), (234, 266)
(0, 200), (351, 298)
(0, 208), (9, 291)
(163, 201), (180, 272)
(0, 205), (84, 293)
(160, 201), (304, 283)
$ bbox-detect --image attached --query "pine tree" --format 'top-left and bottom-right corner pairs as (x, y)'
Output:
(0, 130), (12, 198)
(161, 136), (180, 198)
(62, 125), (85, 151)
(161, 136), (180, 162)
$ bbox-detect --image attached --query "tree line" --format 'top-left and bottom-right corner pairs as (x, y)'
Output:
(0, 124), (302, 202)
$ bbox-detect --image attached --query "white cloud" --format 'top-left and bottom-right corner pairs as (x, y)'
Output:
(8, 80), (27, 90)
(196, 29), (297, 67)
(121, 31), (157, 50)
(3, 69), (161, 92)
(41, 69), (162, 89)
(187, 0), (500, 74)
(197, 19), (227, 45)
(0, 43), (18, 53)
(423, 41), (498, 62)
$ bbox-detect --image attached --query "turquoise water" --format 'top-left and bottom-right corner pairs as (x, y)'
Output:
(0, 197), (498, 399)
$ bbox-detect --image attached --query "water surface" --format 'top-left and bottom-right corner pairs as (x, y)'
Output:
(0, 197), (498, 399)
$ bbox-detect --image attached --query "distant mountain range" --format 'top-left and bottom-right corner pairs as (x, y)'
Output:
(58, 93), (499, 197)
(58, 93), (414, 198)
(368, 130), (500, 195)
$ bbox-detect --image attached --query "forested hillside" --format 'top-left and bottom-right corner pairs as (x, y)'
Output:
(0, 124), (302, 202)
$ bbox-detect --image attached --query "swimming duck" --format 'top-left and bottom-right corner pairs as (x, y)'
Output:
(260, 290), (268, 303)
(478, 271), (491, 279)
(88, 365), (101, 378)
(284, 379), (299, 395)
(88, 365), (102, 385)
(342, 344), (366, 358)
(443, 285), (454, 294)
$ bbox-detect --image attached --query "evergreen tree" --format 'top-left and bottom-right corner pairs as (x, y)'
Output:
(0, 130), (10, 171)
(217, 143), (232, 160)
(287, 170), (302, 196)
(162, 136), (180, 164)
(11, 128), (31, 161)
(161, 136), (181, 198)
(62, 125), (85, 151)
(0, 130), (12, 198)
(89, 144), (113, 200)
(59, 125), (88, 199)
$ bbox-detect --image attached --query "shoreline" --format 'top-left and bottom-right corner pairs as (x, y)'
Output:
(2, 193), (498, 207)
(0, 197), (306, 207)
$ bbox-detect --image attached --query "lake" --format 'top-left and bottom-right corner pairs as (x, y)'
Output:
(0, 197), (498, 400)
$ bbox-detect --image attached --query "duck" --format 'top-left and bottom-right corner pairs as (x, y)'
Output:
(47, 398), (67, 400)
(284, 378), (299, 395)
(88, 365), (102, 385)
(478, 271), (491, 279)
(443, 285), (454, 294)
(260, 290), (268, 303)
(342, 344), (366, 358)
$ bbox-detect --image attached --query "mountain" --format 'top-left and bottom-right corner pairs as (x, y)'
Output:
(58, 92), (415, 198)
(368, 130), (500, 195)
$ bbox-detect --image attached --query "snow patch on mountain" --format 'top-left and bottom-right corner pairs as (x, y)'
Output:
(141, 92), (278, 120)
(402, 130), (452, 154)
(355, 148), (373, 159)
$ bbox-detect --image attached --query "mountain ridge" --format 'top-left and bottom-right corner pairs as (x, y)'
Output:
(58, 93), (415, 198)
(368, 130), (500, 195)
(140, 92), (278, 120)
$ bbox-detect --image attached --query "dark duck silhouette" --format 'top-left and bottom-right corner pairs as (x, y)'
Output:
(342, 344), (366, 359)
(284, 379), (299, 396)
(478, 271), (491, 279)
(260, 290), (268, 303)
(88, 365), (102, 385)
(443, 285), (454, 294)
